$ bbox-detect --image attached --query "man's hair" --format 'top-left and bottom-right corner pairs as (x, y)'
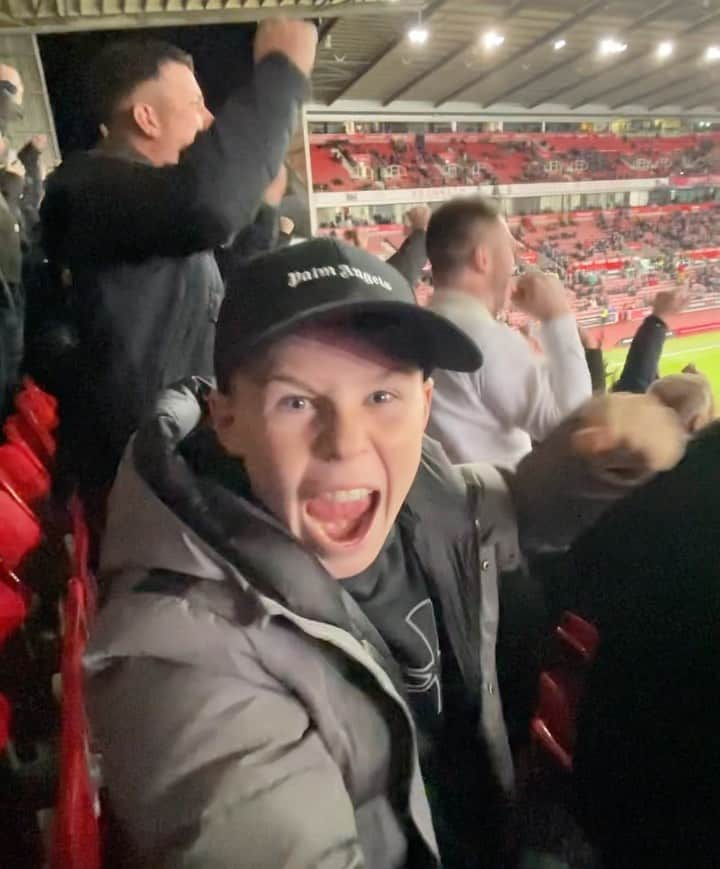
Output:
(87, 39), (193, 126)
(426, 196), (500, 281)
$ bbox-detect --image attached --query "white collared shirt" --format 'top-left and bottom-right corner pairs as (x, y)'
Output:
(427, 290), (592, 468)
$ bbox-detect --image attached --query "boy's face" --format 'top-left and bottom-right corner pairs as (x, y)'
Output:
(209, 324), (433, 579)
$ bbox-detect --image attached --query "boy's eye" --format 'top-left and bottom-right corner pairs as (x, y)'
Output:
(279, 396), (311, 412)
(369, 391), (395, 405)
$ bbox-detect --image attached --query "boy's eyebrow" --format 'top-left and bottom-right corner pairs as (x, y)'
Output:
(259, 366), (417, 392)
(261, 373), (317, 393)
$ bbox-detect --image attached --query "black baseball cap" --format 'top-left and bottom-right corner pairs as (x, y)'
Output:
(214, 238), (482, 388)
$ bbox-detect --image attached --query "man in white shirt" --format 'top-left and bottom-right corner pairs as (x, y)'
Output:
(426, 197), (592, 467)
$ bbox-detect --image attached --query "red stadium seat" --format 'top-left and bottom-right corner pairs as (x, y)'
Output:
(69, 494), (97, 623)
(531, 612), (599, 772)
(0, 564), (30, 645)
(531, 673), (573, 772)
(15, 378), (59, 433)
(0, 692), (11, 753)
(0, 442), (51, 505)
(4, 413), (55, 468)
(555, 611), (599, 664)
(0, 482), (42, 574)
(51, 578), (101, 869)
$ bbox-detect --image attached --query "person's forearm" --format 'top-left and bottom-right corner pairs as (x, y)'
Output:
(386, 229), (427, 288)
(508, 394), (685, 554)
(584, 347), (606, 393)
(538, 314), (593, 412)
(613, 314), (667, 393)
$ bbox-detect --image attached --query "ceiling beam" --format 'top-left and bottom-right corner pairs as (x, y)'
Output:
(609, 67), (699, 109)
(329, 0), (449, 105)
(648, 81), (720, 110)
(528, 0), (679, 109)
(568, 5), (720, 109)
(382, 0), (530, 107)
(318, 16), (338, 43)
(531, 0), (677, 108)
(488, 0), (672, 109)
(435, 0), (607, 107)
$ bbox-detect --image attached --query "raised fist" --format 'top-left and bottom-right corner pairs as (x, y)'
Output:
(405, 205), (431, 233)
(254, 18), (318, 78)
(512, 270), (570, 322)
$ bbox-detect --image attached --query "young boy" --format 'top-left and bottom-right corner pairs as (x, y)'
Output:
(86, 238), (684, 868)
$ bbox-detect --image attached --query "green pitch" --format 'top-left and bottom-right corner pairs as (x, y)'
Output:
(604, 330), (720, 401)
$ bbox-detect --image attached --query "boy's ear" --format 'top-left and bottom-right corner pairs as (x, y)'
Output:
(208, 388), (244, 457)
(422, 377), (434, 430)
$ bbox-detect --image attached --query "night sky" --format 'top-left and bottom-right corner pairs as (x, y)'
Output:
(39, 22), (257, 154)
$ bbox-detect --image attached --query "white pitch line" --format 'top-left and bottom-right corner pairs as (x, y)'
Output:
(662, 343), (720, 358)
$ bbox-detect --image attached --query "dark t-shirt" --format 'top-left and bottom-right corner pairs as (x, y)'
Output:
(342, 526), (443, 752)
(343, 525), (503, 868)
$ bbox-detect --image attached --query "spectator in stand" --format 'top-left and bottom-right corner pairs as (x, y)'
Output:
(425, 197), (591, 467)
(561, 419), (720, 868)
(613, 288), (688, 393)
(40, 20), (317, 508)
(343, 205), (431, 289)
(86, 239), (685, 868)
(0, 64), (27, 419)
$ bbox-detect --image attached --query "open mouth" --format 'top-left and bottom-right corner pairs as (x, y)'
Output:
(303, 488), (380, 548)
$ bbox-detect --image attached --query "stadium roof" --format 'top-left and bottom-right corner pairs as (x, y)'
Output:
(310, 0), (720, 118)
(1, 0), (718, 118)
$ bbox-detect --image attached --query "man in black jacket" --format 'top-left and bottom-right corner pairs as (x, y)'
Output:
(567, 421), (720, 867)
(41, 19), (317, 500)
(612, 287), (687, 393)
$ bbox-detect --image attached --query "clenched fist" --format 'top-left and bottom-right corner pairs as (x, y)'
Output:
(254, 18), (318, 78)
(405, 205), (431, 233)
(572, 392), (686, 480)
(652, 287), (689, 322)
(512, 270), (571, 322)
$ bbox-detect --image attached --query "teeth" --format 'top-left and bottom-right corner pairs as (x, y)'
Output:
(321, 489), (372, 503)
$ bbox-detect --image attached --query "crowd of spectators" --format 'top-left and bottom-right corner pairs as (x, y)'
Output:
(311, 131), (720, 192)
(0, 21), (718, 869)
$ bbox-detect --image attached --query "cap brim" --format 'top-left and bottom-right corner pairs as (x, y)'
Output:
(243, 299), (482, 373)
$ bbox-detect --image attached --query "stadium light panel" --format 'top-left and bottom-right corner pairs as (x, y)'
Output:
(408, 25), (429, 46)
(656, 41), (674, 60)
(705, 45), (720, 62)
(553, 39), (567, 51)
(482, 31), (505, 50)
(599, 38), (628, 56)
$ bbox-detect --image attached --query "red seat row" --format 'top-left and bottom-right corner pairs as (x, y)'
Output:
(531, 611), (599, 772)
(0, 379), (100, 867)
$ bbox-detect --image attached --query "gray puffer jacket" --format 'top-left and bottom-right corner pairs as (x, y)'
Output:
(85, 379), (645, 868)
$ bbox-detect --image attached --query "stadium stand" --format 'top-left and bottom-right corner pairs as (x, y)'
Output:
(325, 203), (720, 329)
(311, 131), (720, 191)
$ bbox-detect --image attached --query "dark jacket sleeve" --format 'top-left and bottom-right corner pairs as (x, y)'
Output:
(17, 141), (43, 232)
(386, 229), (427, 288)
(585, 347), (606, 393)
(216, 204), (278, 278)
(612, 314), (667, 394)
(41, 54), (307, 266)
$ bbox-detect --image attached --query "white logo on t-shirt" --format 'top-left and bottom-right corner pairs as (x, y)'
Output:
(404, 598), (442, 715)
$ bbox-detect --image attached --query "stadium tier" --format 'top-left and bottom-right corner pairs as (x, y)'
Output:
(310, 131), (720, 192)
(320, 202), (720, 329)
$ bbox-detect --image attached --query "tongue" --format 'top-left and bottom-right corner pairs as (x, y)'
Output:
(306, 494), (372, 523)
